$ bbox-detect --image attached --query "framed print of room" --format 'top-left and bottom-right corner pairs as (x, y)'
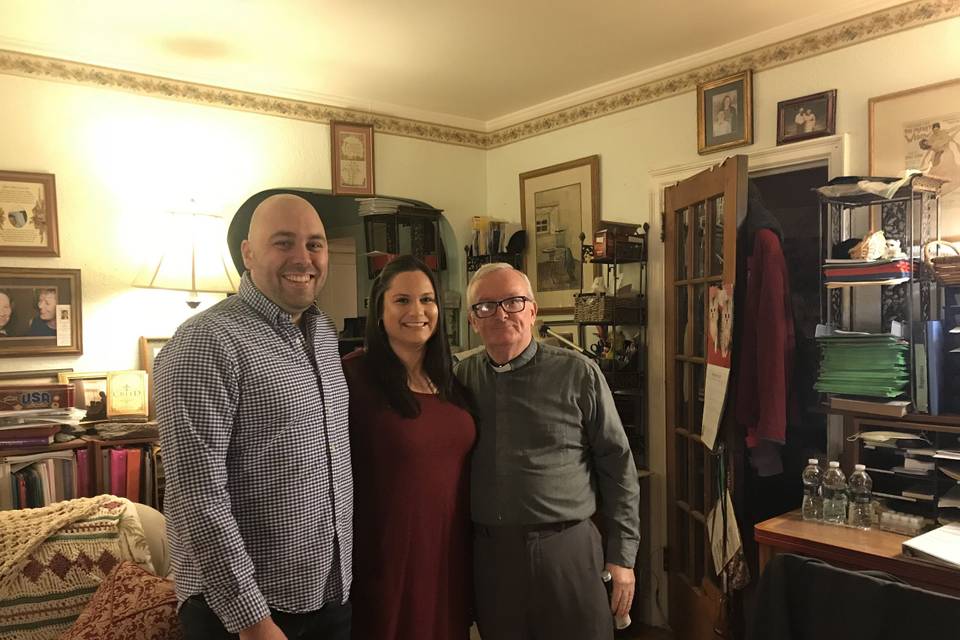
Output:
(330, 121), (375, 196)
(870, 78), (960, 240)
(519, 155), (600, 315)
(0, 170), (59, 257)
(0, 267), (82, 357)
(698, 70), (753, 155)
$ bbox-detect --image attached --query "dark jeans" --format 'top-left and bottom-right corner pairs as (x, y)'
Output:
(179, 595), (351, 640)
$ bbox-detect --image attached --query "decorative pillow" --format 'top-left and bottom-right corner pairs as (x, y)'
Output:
(60, 562), (183, 640)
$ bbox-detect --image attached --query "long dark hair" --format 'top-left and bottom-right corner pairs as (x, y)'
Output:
(364, 255), (470, 418)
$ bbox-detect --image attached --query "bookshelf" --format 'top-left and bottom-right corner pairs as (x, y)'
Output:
(816, 174), (959, 527)
(0, 435), (162, 510)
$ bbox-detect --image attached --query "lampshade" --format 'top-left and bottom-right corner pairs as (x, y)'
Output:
(133, 211), (240, 307)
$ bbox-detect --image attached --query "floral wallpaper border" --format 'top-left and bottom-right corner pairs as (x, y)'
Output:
(0, 0), (956, 150)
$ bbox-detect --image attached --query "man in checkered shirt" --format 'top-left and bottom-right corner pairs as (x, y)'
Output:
(156, 194), (353, 640)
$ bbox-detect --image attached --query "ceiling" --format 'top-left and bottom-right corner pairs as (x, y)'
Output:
(0, 0), (909, 130)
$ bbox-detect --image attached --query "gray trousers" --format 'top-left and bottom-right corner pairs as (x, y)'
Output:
(473, 519), (614, 640)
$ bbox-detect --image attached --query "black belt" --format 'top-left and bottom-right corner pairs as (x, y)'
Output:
(475, 519), (582, 537)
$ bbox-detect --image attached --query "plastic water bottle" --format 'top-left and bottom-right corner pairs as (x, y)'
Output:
(801, 458), (823, 521)
(822, 461), (848, 525)
(848, 464), (873, 529)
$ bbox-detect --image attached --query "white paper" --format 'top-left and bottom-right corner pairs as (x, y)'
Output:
(55, 304), (71, 347)
(701, 364), (729, 451)
(707, 489), (742, 575)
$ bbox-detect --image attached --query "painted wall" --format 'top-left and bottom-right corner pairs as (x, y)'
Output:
(0, 72), (485, 373)
(483, 16), (960, 626)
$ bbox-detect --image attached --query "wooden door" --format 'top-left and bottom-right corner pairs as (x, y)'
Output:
(663, 155), (747, 640)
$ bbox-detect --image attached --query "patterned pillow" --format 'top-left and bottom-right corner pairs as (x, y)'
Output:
(59, 562), (183, 640)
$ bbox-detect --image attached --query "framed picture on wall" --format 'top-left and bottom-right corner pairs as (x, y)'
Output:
(870, 78), (960, 240)
(519, 155), (600, 314)
(0, 267), (82, 357)
(330, 121), (375, 196)
(697, 70), (753, 155)
(776, 89), (837, 145)
(0, 170), (59, 257)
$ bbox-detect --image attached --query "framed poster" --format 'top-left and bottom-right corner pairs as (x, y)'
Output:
(519, 155), (600, 314)
(870, 79), (960, 240)
(330, 121), (375, 196)
(698, 70), (753, 155)
(0, 170), (59, 257)
(0, 267), (82, 357)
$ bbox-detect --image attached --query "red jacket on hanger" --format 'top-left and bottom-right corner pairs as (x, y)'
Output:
(735, 227), (795, 467)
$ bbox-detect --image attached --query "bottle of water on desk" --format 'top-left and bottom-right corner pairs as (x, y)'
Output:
(822, 461), (848, 525)
(801, 458), (823, 521)
(848, 464), (873, 529)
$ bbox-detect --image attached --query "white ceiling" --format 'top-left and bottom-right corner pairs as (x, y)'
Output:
(0, 0), (908, 130)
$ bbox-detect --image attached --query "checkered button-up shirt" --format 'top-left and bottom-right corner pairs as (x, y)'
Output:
(155, 273), (352, 633)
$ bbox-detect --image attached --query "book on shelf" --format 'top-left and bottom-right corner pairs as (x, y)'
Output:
(0, 434), (56, 448)
(902, 523), (960, 569)
(828, 396), (910, 417)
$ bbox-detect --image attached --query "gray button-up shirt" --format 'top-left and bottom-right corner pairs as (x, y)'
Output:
(156, 273), (352, 632)
(455, 340), (640, 567)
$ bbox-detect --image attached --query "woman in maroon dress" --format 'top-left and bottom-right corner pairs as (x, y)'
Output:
(343, 255), (475, 640)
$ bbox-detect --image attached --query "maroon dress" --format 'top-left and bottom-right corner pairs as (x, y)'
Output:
(343, 351), (475, 640)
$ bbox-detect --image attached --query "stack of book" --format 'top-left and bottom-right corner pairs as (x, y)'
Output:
(935, 451), (960, 525)
(815, 333), (910, 399)
(356, 197), (409, 216)
(822, 258), (910, 287)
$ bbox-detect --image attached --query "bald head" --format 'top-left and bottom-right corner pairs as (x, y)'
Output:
(241, 194), (329, 323)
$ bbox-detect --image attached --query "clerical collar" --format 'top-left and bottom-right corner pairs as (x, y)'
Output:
(486, 340), (538, 373)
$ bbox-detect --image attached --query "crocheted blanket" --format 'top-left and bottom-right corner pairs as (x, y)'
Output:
(0, 496), (153, 640)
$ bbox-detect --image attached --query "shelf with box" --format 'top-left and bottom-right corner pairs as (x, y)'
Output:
(576, 223), (649, 469)
(815, 174), (960, 528)
(362, 204), (445, 278)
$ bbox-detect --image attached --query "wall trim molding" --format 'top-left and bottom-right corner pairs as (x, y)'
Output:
(0, 1), (955, 150)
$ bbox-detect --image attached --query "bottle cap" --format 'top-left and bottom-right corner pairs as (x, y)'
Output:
(829, 461), (840, 467)
(854, 464), (865, 471)
(808, 458), (819, 465)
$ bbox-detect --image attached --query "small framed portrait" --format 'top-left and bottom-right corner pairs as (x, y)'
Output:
(698, 70), (753, 155)
(0, 267), (82, 357)
(139, 336), (170, 418)
(777, 89), (837, 145)
(0, 170), (59, 257)
(330, 121), (375, 196)
(58, 371), (109, 419)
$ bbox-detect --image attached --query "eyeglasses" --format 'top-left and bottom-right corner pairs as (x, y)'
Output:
(470, 296), (531, 319)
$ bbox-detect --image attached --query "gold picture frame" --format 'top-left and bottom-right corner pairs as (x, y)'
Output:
(0, 170), (59, 257)
(331, 121), (375, 196)
(697, 70), (753, 155)
(106, 370), (149, 420)
(519, 155), (601, 315)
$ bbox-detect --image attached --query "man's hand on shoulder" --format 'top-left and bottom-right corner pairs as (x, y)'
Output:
(239, 616), (287, 640)
(605, 562), (635, 618)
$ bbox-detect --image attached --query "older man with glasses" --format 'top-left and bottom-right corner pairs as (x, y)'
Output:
(455, 263), (640, 640)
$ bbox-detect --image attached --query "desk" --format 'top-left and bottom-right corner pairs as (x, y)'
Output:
(755, 511), (960, 597)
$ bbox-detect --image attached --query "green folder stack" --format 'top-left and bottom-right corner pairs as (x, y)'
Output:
(815, 334), (910, 397)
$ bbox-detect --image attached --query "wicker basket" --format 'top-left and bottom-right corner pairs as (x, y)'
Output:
(923, 240), (960, 285)
(573, 293), (642, 323)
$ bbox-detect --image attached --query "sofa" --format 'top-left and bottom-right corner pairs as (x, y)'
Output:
(0, 496), (181, 640)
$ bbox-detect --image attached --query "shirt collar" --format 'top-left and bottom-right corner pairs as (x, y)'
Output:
(485, 339), (538, 373)
(239, 272), (320, 327)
